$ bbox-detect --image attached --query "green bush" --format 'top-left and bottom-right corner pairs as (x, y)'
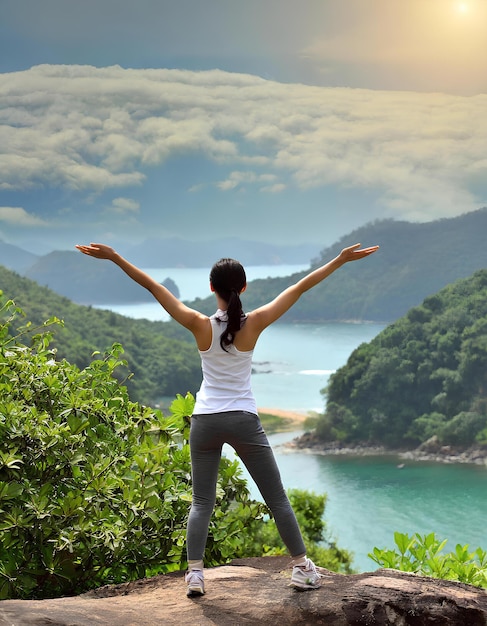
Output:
(0, 296), (352, 598)
(369, 531), (487, 588)
(0, 297), (269, 598)
(438, 411), (487, 447)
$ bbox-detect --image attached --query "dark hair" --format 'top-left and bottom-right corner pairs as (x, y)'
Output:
(210, 258), (247, 351)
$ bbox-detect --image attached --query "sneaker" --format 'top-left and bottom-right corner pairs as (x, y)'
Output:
(185, 569), (205, 597)
(290, 558), (324, 590)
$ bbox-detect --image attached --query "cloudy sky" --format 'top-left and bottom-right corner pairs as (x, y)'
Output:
(1, 0), (486, 253)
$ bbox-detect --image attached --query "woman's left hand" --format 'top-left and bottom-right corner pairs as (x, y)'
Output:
(75, 243), (117, 260)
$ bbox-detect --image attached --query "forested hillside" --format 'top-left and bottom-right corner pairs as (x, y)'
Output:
(314, 269), (487, 449)
(191, 208), (487, 322)
(3, 209), (486, 320)
(0, 267), (201, 404)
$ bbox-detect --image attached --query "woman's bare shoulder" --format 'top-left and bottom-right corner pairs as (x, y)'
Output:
(233, 312), (263, 351)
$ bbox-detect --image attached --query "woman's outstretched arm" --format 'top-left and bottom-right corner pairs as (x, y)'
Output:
(247, 243), (379, 333)
(75, 243), (209, 338)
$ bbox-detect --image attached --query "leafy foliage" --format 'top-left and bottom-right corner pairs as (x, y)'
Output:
(0, 299), (254, 598)
(0, 298), (351, 598)
(369, 532), (487, 588)
(315, 270), (487, 448)
(0, 267), (201, 405)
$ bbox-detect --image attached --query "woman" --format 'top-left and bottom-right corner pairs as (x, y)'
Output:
(76, 241), (379, 596)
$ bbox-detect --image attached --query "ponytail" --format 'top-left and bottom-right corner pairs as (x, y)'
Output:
(219, 289), (246, 351)
(209, 258), (247, 351)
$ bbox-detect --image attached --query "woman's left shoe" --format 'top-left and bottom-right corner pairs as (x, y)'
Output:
(185, 569), (205, 597)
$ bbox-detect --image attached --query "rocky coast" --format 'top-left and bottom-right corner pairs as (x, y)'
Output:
(286, 431), (487, 466)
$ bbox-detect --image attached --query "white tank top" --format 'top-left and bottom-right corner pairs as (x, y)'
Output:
(193, 310), (257, 415)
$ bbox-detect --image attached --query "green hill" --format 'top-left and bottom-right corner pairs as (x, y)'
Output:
(0, 267), (201, 405)
(190, 208), (487, 323)
(6, 209), (487, 322)
(313, 268), (487, 449)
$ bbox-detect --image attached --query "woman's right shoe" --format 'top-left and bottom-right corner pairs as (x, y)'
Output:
(185, 569), (205, 597)
(290, 558), (324, 590)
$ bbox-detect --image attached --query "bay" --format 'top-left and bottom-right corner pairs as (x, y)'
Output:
(263, 435), (487, 573)
(94, 265), (487, 574)
(252, 321), (384, 412)
(228, 427), (487, 572)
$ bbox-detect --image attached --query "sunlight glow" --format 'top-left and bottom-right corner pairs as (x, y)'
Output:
(456, 1), (470, 14)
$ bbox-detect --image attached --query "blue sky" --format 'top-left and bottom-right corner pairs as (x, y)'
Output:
(1, 0), (486, 252)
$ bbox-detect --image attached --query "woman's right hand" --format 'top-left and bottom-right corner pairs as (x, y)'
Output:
(338, 243), (379, 263)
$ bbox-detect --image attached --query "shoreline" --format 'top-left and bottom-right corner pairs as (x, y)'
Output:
(285, 437), (487, 467)
(257, 410), (487, 466)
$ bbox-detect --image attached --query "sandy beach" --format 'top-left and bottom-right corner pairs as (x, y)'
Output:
(258, 407), (310, 424)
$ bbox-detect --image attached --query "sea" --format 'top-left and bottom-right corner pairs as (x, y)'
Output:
(94, 264), (487, 572)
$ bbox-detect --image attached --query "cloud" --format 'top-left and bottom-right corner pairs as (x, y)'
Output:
(109, 197), (140, 214)
(0, 64), (486, 227)
(0, 206), (48, 226)
(216, 171), (279, 191)
(262, 183), (286, 194)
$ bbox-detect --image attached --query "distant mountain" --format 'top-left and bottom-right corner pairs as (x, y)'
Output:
(15, 237), (320, 304)
(23, 251), (160, 304)
(122, 237), (320, 267)
(0, 240), (39, 274)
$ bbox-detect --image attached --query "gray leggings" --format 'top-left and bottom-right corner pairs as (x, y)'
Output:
(186, 410), (306, 561)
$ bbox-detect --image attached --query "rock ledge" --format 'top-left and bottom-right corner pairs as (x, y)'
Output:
(0, 556), (485, 625)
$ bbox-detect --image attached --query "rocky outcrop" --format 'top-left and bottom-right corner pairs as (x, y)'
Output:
(0, 556), (485, 625)
(289, 433), (487, 466)
(408, 435), (487, 465)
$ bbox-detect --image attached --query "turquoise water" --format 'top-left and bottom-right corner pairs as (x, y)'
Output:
(267, 437), (487, 572)
(96, 265), (487, 573)
(251, 321), (385, 412)
(235, 431), (487, 572)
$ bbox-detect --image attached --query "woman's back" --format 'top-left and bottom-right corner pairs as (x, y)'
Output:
(193, 311), (256, 415)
